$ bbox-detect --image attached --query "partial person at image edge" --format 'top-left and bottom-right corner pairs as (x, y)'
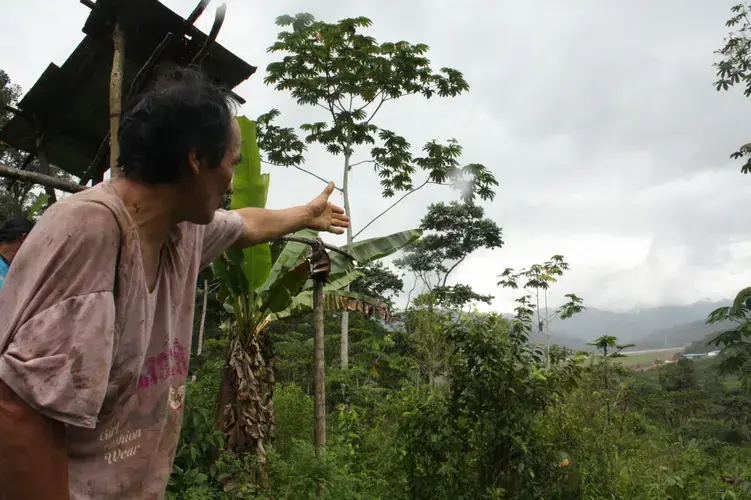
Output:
(0, 216), (34, 291)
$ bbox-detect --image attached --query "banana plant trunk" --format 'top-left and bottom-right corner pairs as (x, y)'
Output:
(217, 329), (275, 489)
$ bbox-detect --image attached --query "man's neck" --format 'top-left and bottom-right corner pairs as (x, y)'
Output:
(111, 177), (181, 248)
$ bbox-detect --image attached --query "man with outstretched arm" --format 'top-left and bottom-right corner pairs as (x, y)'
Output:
(0, 66), (349, 500)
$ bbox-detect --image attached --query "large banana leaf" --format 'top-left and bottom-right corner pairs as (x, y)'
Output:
(329, 228), (422, 275)
(231, 117), (272, 293)
(256, 229), (319, 314)
(269, 288), (390, 322)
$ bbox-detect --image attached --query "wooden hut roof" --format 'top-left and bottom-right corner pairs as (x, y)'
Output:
(0, 0), (256, 179)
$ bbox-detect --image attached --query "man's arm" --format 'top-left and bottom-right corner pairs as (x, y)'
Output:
(0, 380), (69, 500)
(231, 205), (314, 248)
(231, 182), (349, 249)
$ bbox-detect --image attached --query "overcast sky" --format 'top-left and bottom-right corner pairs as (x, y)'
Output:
(2, 0), (750, 312)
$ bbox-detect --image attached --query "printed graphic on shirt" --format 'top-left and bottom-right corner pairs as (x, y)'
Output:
(99, 421), (143, 465)
(137, 339), (188, 391)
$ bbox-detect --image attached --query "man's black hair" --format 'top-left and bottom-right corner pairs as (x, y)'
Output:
(0, 216), (34, 243)
(118, 65), (239, 184)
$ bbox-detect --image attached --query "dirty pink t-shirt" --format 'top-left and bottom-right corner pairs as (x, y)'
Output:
(0, 181), (245, 499)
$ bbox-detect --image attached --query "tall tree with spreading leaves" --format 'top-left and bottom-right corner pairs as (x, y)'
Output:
(714, 3), (751, 173)
(497, 256), (585, 369)
(259, 14), (498, 368)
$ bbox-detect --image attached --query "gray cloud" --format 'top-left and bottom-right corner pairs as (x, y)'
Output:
(3, 0), (749, 312)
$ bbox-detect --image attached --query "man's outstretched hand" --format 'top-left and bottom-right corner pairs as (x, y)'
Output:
(306, 182), (350, 235)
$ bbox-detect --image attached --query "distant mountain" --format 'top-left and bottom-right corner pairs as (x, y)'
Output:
(630, 319), (734, 351)
(528, 330), (590, 351)
(541, 300), (728, 345)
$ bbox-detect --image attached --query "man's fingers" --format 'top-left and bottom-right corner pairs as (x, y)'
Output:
(321, 182), (336, 197)
(329, 203), (346, 215)
(328, 226), (345, 235)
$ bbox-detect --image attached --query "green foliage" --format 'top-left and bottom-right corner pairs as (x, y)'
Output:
(498, 256), (585, 366)
(400, 313), (587, 499)
(396, 201), (502, 309)
(350, 261), (404, 306)
(174, 308), (751, 500)
(707, 287), (751, 389)
(714, 3), (751, 174)
(659, 359), (698, 392)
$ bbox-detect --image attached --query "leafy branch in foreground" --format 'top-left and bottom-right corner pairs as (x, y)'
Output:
(714, 3), (751, 174)
(707, 286), (751, 389)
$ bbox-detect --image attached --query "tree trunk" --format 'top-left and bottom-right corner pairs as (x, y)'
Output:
(339, 150), (352, 369)
(313, 280), (326, 455)
(109, 22), (125, 177)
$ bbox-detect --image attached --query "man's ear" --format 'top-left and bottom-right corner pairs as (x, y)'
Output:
(187, 149), (201, 175)
(19, 233), (28, 244)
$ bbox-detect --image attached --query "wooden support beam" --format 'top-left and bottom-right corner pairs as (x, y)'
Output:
(191, 3), (226, 66)
(0, 163), (86, 194)
(3, 105), (33, 122)
(35, 130), (58, 206)
(78, 132), (109, 185)
(109, 22), (125, 178)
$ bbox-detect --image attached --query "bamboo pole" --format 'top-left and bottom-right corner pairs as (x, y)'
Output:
(109, 22), (125, 177)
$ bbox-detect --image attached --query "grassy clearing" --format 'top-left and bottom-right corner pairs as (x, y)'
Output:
(616, 348), (685, 368)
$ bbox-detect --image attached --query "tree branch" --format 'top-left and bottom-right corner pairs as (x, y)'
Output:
(441, 256), (466, 287)
(353, 179), (431, 239)
(278, 236), (353, 260)
(349, 159), (376, 168)
(0, 162), (85, 194)
(364, 96), (386, 126)
(262, 161), (343, 193)
(405, 274), (418, 312)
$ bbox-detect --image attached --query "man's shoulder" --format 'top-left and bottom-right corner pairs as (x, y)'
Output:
(42, 184), (121, 230)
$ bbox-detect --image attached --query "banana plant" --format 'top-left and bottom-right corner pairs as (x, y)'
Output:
(210, 116), (421, 483)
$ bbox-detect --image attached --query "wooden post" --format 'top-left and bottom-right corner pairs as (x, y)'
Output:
(34, 132), (58, 206)
(313, 278), (325, 498)
(313, 279), (326, 456)
(109, 22), (125, 177)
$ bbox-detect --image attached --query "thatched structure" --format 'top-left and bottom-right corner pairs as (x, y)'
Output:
(0, 0), (256, 190)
